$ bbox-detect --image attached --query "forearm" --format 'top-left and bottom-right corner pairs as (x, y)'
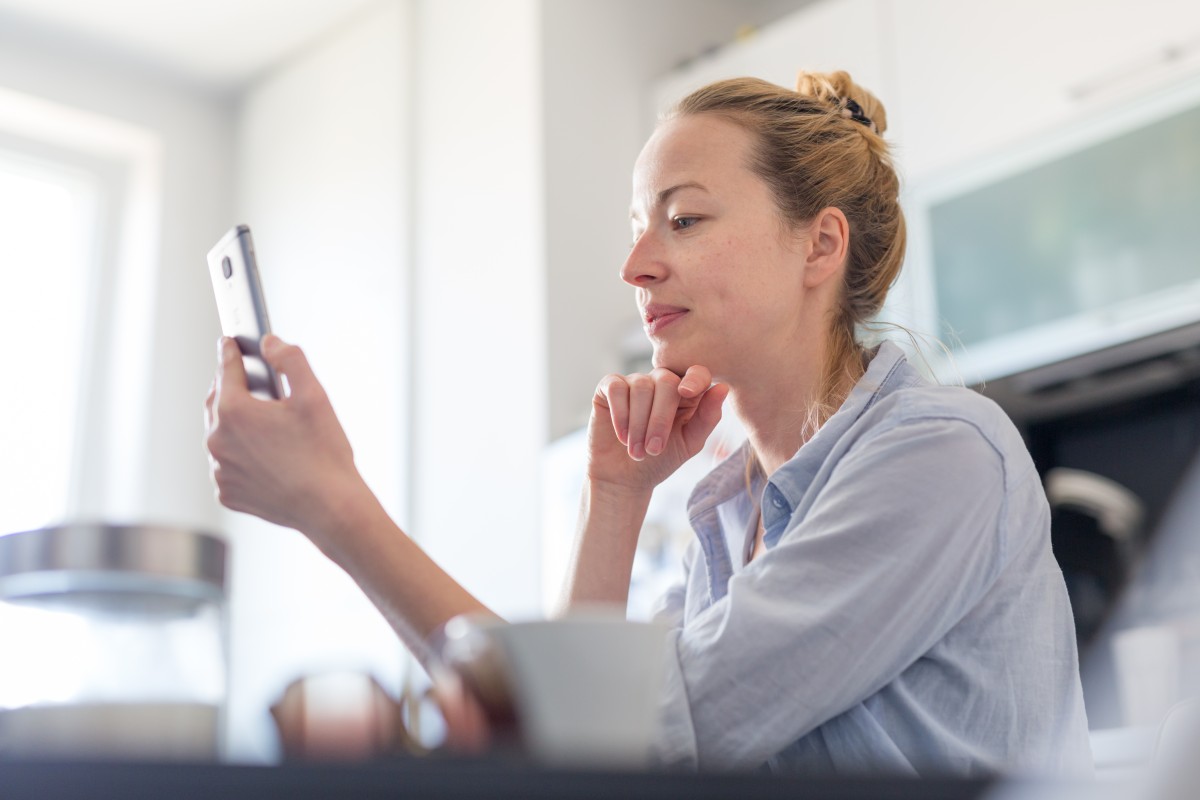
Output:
(558, 478), (654, 613)
(308, 479), (496, 668)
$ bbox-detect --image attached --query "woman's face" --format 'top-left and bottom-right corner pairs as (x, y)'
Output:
(625, 114), (812, 379)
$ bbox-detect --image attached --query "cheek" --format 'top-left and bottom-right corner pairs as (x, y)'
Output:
(729, 264), (804, 332)
(720, 241), (797, 297)
(704, 236), (759, 288)
(686, 231), (801, 312)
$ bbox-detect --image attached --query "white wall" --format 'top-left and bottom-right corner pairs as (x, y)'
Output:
(229, 0), (411, 762)
(0, 16), (235, 532)
(410, 0), (547, 618)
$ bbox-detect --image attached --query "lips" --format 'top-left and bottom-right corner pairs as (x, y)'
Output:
(642, 303), (689, 336)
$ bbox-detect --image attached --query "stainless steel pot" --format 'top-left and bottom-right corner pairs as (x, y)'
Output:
(0, 523), (229, 761)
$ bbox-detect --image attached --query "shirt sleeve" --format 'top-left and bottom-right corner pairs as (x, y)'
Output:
(649, 539), (698, 630)
(653, 414), (1015, 771)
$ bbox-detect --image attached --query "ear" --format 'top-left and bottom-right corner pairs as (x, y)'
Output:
(802, 207), (849, 289)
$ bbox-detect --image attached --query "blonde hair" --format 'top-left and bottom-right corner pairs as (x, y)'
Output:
(665, 70), (907, 443)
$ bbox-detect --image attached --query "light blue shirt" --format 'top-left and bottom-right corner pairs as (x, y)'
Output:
(652, 342), (1094, 776)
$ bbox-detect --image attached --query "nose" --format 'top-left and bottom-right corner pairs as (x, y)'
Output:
(620, 233), (665, 287)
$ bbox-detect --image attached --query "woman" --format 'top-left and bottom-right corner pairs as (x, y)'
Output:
(206, 70), (1093, 776)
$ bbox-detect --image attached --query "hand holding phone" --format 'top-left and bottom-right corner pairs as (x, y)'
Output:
(206, 224), (285, 400)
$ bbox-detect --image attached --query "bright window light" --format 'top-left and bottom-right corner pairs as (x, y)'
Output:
(0, 152), (97, 534)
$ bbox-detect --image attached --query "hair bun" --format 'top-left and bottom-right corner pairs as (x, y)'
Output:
(795, 69), (888, 136)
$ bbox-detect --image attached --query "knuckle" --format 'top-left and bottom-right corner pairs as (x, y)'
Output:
(214, 483), (241, 513)
(278, 343), (304, 368)
(599, 377), (630, 405)
(626, 373), (653, 393)
(214, 392), (243, 425)
(205, 429), (229, 461)
(295, 385), (325, 411)
(650, 367), (681, 385)
(291, 394), (325, 425)
(598, 373), (625, 392)
(651, 405), (677, 426)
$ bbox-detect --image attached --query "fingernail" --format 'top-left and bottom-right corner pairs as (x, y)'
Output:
(261, 335), (278, 357)
(646, 436), (663, 456)
(630, 443), (645, 461)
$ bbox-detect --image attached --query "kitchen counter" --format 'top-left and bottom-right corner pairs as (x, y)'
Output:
(0, 756), (1135, 800)
(0, 757), (1000, 800)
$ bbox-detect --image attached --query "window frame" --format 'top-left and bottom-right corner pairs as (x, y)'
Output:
(0, 85), (162, 528)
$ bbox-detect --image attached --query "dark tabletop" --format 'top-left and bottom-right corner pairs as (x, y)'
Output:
(0, 756), (1012, 800)
(0, 758), (1012, 800)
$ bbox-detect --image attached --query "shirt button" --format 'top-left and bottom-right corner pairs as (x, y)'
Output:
(771, 496), (785, 509)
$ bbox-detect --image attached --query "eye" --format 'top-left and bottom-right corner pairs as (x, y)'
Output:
(672, 216), (700, 231)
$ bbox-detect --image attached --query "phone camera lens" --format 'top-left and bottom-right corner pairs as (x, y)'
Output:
(222, 256), (233, 279)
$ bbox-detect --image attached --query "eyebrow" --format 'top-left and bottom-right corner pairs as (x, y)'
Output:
(630, 181), (709, 218)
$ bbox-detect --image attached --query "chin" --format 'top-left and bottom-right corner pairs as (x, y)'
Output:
(650, 346), (695, 379)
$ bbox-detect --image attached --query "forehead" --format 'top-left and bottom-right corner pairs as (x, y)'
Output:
(631, 114), (757, 207)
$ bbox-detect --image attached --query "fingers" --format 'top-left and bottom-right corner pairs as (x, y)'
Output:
(211, 337), (250, 437)
(596, 374), (630, 446)
(624, 373), (655, 460)
(677, 365), (713, 399)
(643, 369), (687, 457)
(208, 339), (254, 507)
(681, 382), (730, 456)
(619, 368), (686, 461)
(215, 336), (248, 399)
(204, 378), (216, 428)
(596, 366), (721, 462)
(261, 335), (319, 402)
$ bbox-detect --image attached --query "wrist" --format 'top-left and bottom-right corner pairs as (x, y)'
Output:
(305, 473), (383, 562)
(583, 476), (654, 511)
(561, 479), (652, 612)
(580, 478), (654, 551)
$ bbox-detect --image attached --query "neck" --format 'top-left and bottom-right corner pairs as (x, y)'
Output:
(727, 338), (862, 478)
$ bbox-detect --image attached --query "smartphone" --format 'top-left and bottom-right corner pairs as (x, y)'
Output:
(206, 224), (285, 400)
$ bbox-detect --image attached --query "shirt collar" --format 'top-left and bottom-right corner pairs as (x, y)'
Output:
(762, 341), (919, 542)
(687, 341), (921, 547)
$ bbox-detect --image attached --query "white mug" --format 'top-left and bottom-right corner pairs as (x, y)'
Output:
(438, 612), (669, 769)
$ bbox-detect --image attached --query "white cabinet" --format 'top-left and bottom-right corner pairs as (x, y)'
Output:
(651, 0), (890, 118)
(654, 0), (1200, 181)
(894, 0), (1200, 382)
(892, 0), (1200, 182)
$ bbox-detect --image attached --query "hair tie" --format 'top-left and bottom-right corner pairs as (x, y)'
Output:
(838, 97), (877, 134)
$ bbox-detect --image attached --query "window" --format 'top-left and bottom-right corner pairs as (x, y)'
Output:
(0, 86), (162, 534)
(0, 150), (98, 533)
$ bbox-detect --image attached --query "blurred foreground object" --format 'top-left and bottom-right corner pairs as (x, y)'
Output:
(0, 523), (227, 760)
(1046, 468), (1145, 647)
(435, 612), (668, 769)
(270, 672), (414, 761)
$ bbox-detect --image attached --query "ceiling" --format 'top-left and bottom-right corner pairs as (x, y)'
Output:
(0, 0), (382, 92)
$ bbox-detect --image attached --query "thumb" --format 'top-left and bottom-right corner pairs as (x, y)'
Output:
(216, 336), (248, 393)
(261, 335), (319, 398)
(681, 382), (729, 456)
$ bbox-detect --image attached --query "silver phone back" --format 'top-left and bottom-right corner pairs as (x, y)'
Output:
(206, 225), (284, 400)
